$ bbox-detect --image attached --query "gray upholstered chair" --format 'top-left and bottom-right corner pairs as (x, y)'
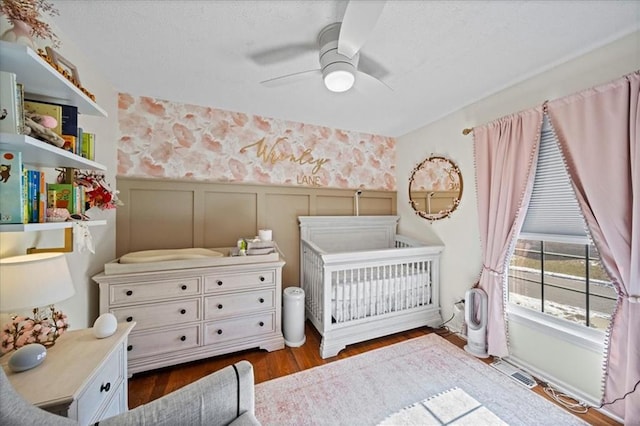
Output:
(0, 360), (260, 426)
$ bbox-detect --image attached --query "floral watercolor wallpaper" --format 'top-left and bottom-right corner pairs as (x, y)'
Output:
(117, 94), (396, 191)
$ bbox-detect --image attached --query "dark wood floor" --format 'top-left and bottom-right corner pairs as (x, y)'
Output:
(128, 321), (619, 425)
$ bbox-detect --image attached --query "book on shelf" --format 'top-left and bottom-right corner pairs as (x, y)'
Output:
(27, 169), (38, 223)
(47, 183), (76, 214)
(24, 99), (79, 141)
(82, 131), (95, 160)
(22, 169), (28, 223)
(0, 150), (25, 224)
(76, 127), (83, 156)
(16, 83), (25, 135)
(22, 169), (48, 224)
(38, 170), (46, 223)
(24, 100), (63, 136)
(0, 71), (20, 134)
(62, 135), (76, 153)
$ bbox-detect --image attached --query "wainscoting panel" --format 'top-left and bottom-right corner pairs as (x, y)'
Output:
(265, 193), (310, 286)
(127, 188), (195, 252)
(116, 177), (396, 286)
(203, 191), (258, 248)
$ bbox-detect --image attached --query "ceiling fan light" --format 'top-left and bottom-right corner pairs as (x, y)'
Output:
(323, 62), (355, 92)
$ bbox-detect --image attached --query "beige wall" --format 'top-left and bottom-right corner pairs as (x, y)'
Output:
(0, 20), (119, 329)
(396, 31), (640, 402)
(116, 177), (396, 287)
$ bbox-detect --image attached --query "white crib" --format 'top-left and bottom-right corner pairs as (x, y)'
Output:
(299, 216), (443, 358)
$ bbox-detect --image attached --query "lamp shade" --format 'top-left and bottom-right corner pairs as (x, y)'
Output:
(0, 253), (76, 312)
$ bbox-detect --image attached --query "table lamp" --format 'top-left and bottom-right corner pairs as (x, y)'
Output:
(0, 253), (76, 370)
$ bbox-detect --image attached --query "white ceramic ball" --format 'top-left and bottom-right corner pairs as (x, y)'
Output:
(93, 313), (118, 338)
(9, 344), (47, 372)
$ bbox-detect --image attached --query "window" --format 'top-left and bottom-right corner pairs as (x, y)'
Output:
(507, 116), (616, 331)
(509, 237), (617, 330)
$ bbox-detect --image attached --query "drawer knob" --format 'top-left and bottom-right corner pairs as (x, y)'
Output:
(181, 285), (187, 290)
(217, 329), (223, 335)
(180, 335), (186, 341)
(217, 280), (223, 286)
(100, 382), (111, 392)
(259, 276), (265, 282)
(127, 345), (133, 351)
(126, 290), (133, 296)
(259, 298), (265, 303)
(217, 304), (223, 309)
(126, 316), (133, 322)
(259, 321), (264, 327)
(180, 309), (186, 314)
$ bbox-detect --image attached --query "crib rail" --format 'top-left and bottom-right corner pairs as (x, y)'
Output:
(301, 239), (326, 324)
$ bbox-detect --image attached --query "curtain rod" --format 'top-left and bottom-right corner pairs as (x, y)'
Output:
(462, 128), (473, 135)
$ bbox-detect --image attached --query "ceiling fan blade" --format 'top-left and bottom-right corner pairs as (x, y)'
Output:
(338, 0), (386, 58)
(357, 53), (390, 80)
(248, 42), (316, 66)
(260, 69), (321, 88)
(356, 70), (393, 92)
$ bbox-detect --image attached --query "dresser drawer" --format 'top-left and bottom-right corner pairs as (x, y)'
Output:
(204, 289), (274, 320)
(76, 345), (124, 426)
(204, 270), (274, 293)
(204, 312), (274, 345)
(110, 277), (201, 305)
(111, 298), (200, 331)
(127, 325), (200, 360)
(92, 380), (126, 424)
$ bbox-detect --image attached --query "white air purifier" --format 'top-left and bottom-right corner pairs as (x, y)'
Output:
(464, 288), (489, 358)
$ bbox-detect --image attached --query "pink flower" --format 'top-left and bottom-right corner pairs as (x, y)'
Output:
(0, 341), (14, 354)
(22, 320), (35, 331)
(15, 333), (30, 347)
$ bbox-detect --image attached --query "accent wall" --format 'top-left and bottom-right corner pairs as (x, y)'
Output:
(117, 94), (396, 191)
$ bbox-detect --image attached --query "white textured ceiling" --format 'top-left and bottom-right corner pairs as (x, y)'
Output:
(51, 0), (640, 137)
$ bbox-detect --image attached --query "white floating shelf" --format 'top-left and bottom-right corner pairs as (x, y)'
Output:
(0, 220), (107, 233)
(0, 40), (107, 117)
(0, 133), (106, 170)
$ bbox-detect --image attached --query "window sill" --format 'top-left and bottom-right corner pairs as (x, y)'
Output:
(506, 304), (606, 353)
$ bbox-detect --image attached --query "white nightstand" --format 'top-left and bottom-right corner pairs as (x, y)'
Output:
(1, 322), (135, 425)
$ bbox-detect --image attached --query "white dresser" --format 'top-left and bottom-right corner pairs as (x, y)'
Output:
(93, 257), (285, 375)
(1, 323), (135, 425)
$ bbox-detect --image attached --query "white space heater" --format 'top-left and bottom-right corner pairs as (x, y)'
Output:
(464, 287), (489, 358)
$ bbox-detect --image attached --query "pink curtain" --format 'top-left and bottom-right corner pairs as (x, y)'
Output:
(473, 106), (543, 357)
(547, 71), (640, 424)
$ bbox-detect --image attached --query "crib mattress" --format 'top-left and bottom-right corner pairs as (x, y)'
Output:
(331, 271), (431, 322)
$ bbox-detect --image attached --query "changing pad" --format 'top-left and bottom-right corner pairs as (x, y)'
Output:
(119, 248), (224, 264)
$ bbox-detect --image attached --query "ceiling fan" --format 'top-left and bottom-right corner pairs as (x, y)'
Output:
(258, 1), (390, 93)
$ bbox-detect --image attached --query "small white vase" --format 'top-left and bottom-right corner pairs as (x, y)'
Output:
(1, 19), (36, 49)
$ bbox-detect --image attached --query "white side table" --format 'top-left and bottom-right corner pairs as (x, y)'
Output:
(1, 322), (135, 425)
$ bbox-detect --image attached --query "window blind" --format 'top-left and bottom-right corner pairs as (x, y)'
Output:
(521, 115), (588, 238)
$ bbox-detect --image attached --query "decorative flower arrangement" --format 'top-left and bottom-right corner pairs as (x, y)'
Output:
(1, 306), (69, 354)
(0, 0), (60, 47)
(76, 171), (123, 210)
(56, 169), (124, 210)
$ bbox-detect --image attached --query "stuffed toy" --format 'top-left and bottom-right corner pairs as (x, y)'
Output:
(23, 111), (65, 148)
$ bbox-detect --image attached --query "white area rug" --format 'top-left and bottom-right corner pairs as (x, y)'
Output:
(255, 334), (587, 425)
